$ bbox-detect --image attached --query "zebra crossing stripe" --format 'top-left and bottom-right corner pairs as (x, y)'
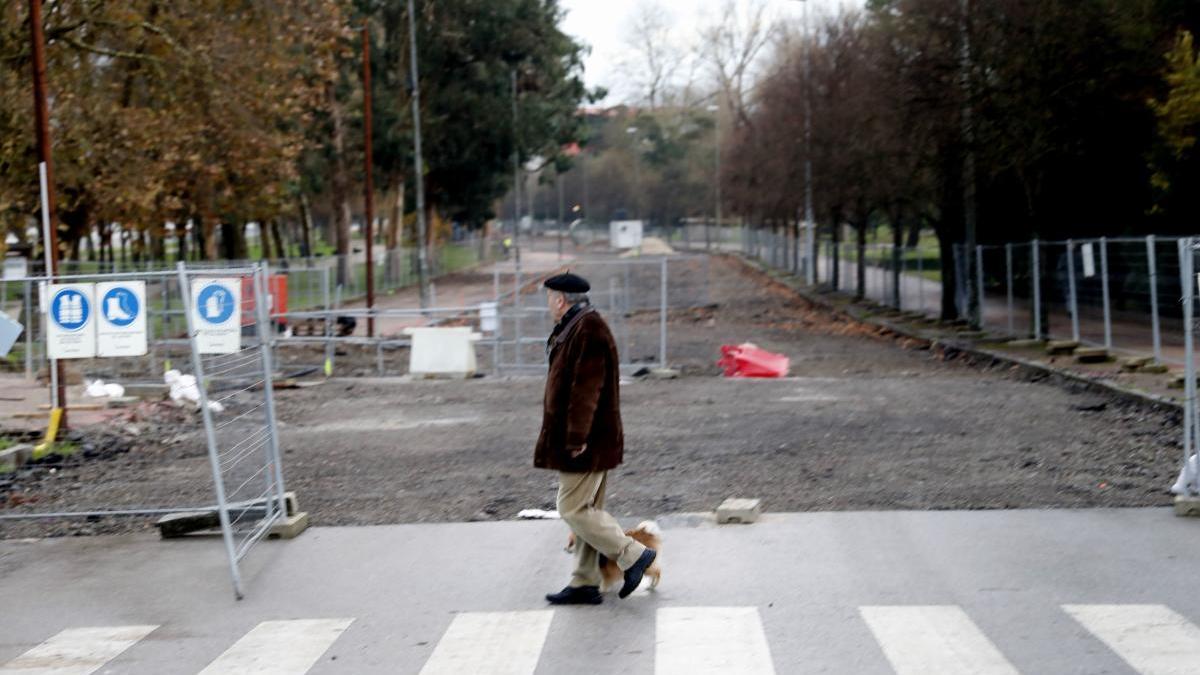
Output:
(197, 618), (353, 675)
(0, 625), (158, 675)
(655, 607), (776, 675)
(859, 606), (1019, 675)
(1064, 604), (1200, 675)
(418, 610), (553, 675)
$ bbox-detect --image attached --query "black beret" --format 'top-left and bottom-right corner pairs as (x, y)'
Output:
(543, 272), (590, 293)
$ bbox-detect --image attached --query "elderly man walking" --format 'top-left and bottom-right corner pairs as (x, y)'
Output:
(535, 272), (657, 605)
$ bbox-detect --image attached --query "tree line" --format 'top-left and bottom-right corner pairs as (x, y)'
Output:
(0, 0), (594, 268)
(724, 0), (1200, 318)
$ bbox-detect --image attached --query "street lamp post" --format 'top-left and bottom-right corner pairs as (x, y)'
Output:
(801, 0), (815, 285)
(707, 104), (720, 251)
(407, 0), (430, 308)
(626, 126), (641, 219)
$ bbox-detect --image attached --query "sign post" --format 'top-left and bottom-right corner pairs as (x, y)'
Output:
(96, 281), (147, 357)
(191, 278), (241, 354)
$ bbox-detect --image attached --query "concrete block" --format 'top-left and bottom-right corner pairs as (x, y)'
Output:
(1074, 347), (1110, 364)
(269, 511), (310, 539)
(1005, 338), (1043, 349)
(1120, 356), (1153, 372)
(716, 498), (761, 524)
(1141, 362), (1170, 375)
(404, 326), (480, 378)
(121, 383), (168, 398)
(1175, 495), (1200, 518)
(649, 368), (679, 380)
(1046, 340), (1080, 355)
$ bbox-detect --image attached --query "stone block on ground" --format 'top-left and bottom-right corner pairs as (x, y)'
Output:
(1046, 340), (1080, 355)
(1120, 356), (1153, 372)
(716, 497), (761, 524)
(1005, 338), (1043, 349)
(1141, 362), (1170, 374)
(649, 368), (679, 380)
(1175, 495), (1200, 518)
(121, 383), (168, 398)
(1169, 374), (1190, 390)
(1074, 347), (1110, 364)
(269, 511), (310, 539)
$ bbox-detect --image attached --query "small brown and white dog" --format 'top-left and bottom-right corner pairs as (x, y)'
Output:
(565, 520), (663, 593)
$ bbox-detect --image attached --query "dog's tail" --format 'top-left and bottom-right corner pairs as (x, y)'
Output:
(634, 520), (662, 537)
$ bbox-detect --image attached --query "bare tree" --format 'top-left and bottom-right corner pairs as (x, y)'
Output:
(698, 0), (774, 128)
(619, 1), (688, 109)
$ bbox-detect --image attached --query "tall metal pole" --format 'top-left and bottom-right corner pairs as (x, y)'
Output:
(959, 0), (979, 326)
(802, 0), (816, 285)
(407, 0), (430, 308)
(362, 24), (376, 335)
(556, 169), (564, 260)
(511, 69), (523, 289)
(29, 0), (67, 427)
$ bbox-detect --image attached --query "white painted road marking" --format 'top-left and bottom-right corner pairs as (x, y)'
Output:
(655, 606), (776, 675)
(197, 618), (353, 675)
(0, 625), (158, 675)
(1064, 604), (1200, 675)
(860, 605), (1020, 675)
(418, 610), (553, 675)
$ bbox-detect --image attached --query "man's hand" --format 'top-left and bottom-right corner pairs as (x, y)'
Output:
(570, 444), (588, 459)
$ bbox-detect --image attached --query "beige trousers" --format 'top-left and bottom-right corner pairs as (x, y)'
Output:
(557, 471), (647, 588)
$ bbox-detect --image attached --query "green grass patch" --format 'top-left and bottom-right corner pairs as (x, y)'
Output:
(33, 440), (78, 461)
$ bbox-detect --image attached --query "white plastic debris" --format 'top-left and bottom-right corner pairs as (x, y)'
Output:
(1171, 453), (1199, 495)
(84, 379), (126, 398)
(516, 509), (560, 520)
(164, 369), (220, 412)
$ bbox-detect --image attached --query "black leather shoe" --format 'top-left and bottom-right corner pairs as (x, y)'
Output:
(545, 585), (603, 605)
(619, 548), (657, 599)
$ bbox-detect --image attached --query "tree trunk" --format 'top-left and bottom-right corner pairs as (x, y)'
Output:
(385, 174), (404, 286)
(299, 193), (314, 258)
(260, 220), (274, 260)
(271, 221), (287, 261)
(935, 225), (957, 321)
(855, 223), (866, 300)
(891, 211), (903, 308)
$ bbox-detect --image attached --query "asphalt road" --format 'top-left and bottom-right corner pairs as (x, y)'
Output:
(1, 508), (1199, 673)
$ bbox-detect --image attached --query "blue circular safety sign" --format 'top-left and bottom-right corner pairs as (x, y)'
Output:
(51, 289), (90, 332)
(101, 287), (140, 327)
(197, 283), (235, 325)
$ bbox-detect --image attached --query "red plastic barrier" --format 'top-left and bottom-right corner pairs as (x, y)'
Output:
(717, 343), (790, 378)
(239, 275), (288, 327)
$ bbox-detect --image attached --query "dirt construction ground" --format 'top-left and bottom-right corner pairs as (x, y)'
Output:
(0, 254), (1181, 537)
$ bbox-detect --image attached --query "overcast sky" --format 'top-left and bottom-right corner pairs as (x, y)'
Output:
(559, 0), (857, 105)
